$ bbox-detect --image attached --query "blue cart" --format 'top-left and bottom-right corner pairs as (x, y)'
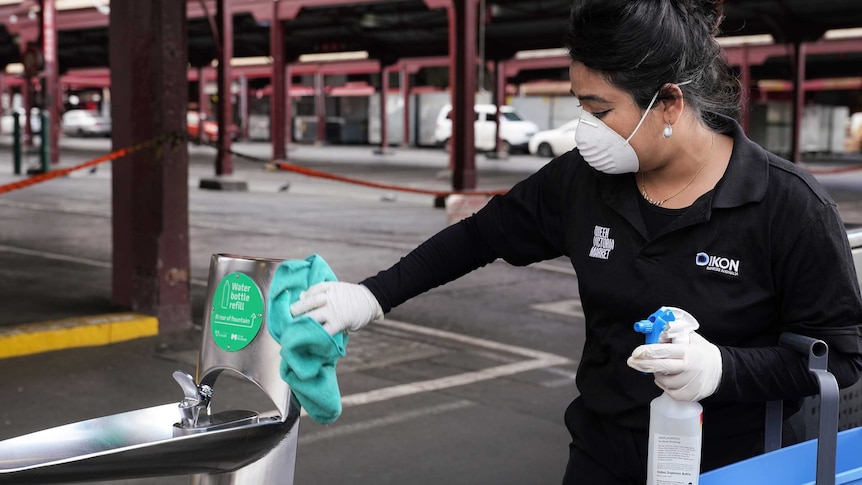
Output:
(701, 334), (862, 485)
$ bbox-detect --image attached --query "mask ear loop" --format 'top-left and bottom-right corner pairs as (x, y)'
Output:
(626, 79), (692, 145)
(624, 90), (661, 145)
(655, 80), (694, 138)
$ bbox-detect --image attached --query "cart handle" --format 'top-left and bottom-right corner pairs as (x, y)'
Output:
(764, 332), (839, 485)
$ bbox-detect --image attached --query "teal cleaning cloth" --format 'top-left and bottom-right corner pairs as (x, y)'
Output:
(267, 254), (348, 425)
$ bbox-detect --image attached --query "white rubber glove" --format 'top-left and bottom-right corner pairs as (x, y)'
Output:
(626, 308), (722, 402)
(289, 282), (383, 336)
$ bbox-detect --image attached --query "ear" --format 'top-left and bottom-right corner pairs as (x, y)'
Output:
(658, 83), (685, 126)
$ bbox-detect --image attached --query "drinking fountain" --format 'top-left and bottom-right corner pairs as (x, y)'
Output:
(0, 254), (299, 484)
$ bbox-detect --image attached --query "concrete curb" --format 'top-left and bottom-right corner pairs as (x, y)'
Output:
(0, 312), (159, 359)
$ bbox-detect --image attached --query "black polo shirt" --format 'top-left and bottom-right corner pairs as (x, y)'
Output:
(362, 122), (862, 440)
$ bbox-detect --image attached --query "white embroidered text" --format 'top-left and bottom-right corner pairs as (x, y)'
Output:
(589, 225), (615, 260)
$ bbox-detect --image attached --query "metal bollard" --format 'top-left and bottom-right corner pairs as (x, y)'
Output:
(12, 112), (21, 175)
(39, 111), (49, 173)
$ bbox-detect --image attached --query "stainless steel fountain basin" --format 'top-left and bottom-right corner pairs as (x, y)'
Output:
(0, 403), (297, 484)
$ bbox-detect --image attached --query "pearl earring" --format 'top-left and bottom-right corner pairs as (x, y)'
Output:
(662, 123), (673, 139)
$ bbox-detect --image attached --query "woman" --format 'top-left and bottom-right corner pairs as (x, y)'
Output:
(289, 0), (862, 483)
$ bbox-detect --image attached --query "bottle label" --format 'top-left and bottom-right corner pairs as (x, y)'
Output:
(653, 433), (701, 485)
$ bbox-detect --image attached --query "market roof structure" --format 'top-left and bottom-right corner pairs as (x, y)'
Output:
(0, 0), (860, 80)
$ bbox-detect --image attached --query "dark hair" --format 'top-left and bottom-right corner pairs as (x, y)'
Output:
(566, 0), (741, 132)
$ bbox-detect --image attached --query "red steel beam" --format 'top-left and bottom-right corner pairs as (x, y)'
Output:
(400, 64), (409, 147)
(215, 0), (233, 175)
(314, 70), (326, 143)
(232, 0), (406, 21)
(450, 0), (478, 191)
(739, 44), (751, 132)
(40, 0), (61, 164)
(271, 0), (287, 160)
(502, 55), (569, 77)
(378, 65), (388, 152)
(791, 42), (806, 165)
(109, 0), (192, 332)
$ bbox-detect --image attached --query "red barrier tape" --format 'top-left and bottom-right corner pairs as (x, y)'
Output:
(0, 133), (182, 196)
(211, 142), (510, 197)
(205, 141), (509, 197)
(271, 161), (508, 197)
(13, 134), (856, 199)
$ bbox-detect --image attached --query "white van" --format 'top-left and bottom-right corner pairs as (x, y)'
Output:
(433, 104), (539, 153)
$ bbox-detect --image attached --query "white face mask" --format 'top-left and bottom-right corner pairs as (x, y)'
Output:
(575, 90), (660, 174)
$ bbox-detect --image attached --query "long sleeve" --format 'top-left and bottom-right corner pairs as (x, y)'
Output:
(361, 156), (573, 313)
(360, 218), (498, 313)
(711, 203), (862, 401)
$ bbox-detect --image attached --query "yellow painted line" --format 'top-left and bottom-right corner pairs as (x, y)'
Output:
(0, 313), (158, 359)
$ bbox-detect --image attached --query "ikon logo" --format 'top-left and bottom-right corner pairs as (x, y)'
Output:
(696, 252), (740, 276)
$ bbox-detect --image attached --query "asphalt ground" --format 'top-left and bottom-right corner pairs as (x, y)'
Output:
(0, 135), (861, 484)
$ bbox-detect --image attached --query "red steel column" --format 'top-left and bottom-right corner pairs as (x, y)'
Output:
(791, 42), (806, 164)
(446, 7), (455, 171)
(449, 0), (478, 190)
(271, 0), (287, 160)
(0, 74), (5, 126)
(739, 44), (751, 133)
(239, 74), (248, 139)
(493, 60), (505, 158)
(315, 70), (326, 144)
(24, 77), (33, 147)
(19, 43), (33, 147)
(199, 67), (209, 117)
(40, 0), (60, 164)
(196, 66), (206, 143)
(109, 0), (192, 332)
(216, 0), (234, 175)
(378, 66), (389, 152)
(286, 64), (293, 145)
(197, 66), (207, 121)
(401, 64), (410, 147)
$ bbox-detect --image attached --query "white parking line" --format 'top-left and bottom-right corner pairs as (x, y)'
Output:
(338, 319), (572, 408)
(529, 261), (577, 276)
(293, 318), (572, 419)
(531, 299), (584, 318)
(300, 400), (474, 445)
(539, 366), (579, 388)
(379, 318), (569, 361)
(0, 244), (111, 268)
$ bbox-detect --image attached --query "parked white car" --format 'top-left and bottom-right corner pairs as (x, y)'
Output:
(61, 109), (112, 137)
(528, 119), (579, 158)
(433, 104), (539, 153)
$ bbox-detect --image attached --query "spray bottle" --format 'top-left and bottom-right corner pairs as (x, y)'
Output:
(634, 306), (703, 485)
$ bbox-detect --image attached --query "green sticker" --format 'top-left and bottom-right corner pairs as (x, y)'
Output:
(210, 272), (264, 352)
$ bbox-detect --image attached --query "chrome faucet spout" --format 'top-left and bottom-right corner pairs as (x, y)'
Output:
(173, 371), (214, 428)
(173, 371), (200, 401)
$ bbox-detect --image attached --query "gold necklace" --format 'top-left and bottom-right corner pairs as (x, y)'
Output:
(640, 133), (715, 207)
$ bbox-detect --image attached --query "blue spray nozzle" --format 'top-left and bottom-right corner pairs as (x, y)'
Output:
(633, 307), (676, 345)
